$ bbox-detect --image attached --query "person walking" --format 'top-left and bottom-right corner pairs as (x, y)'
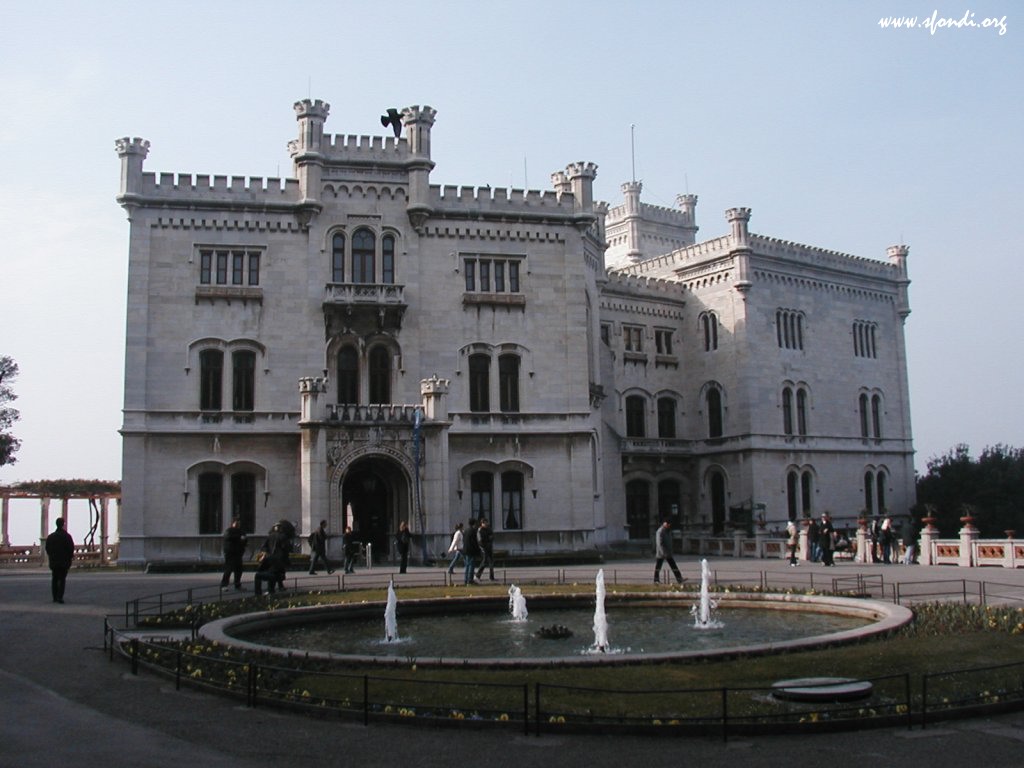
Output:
(220, 517), (247, 590)
(901, 516), (919, 565)
(255, 523), (291, 596)
(653, 520), (684, 584)
(342, 526), (358, 574)
(445, 523), (464, 576)
(45, 518), (75, 604)
(818, 513), (836, 567)
(786, 519), (799, 566)
(462, 518), (481, 585)
(475, 518), (496, 581)
(395, 521), (411, 573)
(308, 519), (334, 575)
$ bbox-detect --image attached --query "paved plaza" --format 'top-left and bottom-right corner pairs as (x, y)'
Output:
(1, 557), (1022, 768)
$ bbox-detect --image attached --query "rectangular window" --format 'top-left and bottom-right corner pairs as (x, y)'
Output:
(200, 251), (212, 284)
(199, 248), (262, 286)
(200, 349), (223, 411)
(232, 251), (244, 285)
(231, 472), (256, 533)
(248, 253), (260, 286)
(462, 256), (524, 293)
(232, 350), (255, 411)
(498, 354), (519, 412)
(501, 471), (524, 530)
(623, 326), (643, 352)
(198, 472), (222, 534)
(655, 329), (673, 355)
(471, 472), (493, 521)
(216, 251), (228, 284)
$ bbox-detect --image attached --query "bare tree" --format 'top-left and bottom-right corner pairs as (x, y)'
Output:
(0, 356), (21, 467)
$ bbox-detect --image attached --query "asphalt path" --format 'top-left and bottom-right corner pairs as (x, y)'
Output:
(1, 558), (1022, 768)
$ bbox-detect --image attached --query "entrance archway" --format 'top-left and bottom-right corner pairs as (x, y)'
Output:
(340, 457), (410, 563)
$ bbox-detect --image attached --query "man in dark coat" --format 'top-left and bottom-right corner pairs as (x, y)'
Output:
(475, 518), (496, 581)
(394, 521), (411, 574)
(45, 518), (75, 603)
(462, 518), (481, 585)
(220, 517), (247, 590)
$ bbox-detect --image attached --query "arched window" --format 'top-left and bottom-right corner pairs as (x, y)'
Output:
(198, 472), (222, 534)
(864, 471), (875, 514)
(231, 472), (256, 533)
(871, 394), (882, 439)
(657, 397), (676, 438)
(471, 471), (493, 522)
(352, 228), (375, 283)
(876, 469), (887, 513)
(710, 471), (727, 534)
(658, 479), (681, 523)
(782, 387), (794, 435)
(331, 232), (346, 283)
(368, 346), (391, 403)
(382, 234), (395, 284)
(701, 312), (719, 351)
(796, 387), (808, 436)
(199, 349), (223, 411)
(337, 346), (359, 404)
(232, 350), (255, 411)
(498, 354), (520, 412)
(859, 393), (870, 438)
(787, 470), (799, 520)
(801, 470), (813, 516)
(625, 395), (646, 438)
(501, 471), (524, 530)
(706, 386), (723, 438)
(626, 479), (651, 539)
(776, 309), (805, 350)
(469, 353), (490, 412)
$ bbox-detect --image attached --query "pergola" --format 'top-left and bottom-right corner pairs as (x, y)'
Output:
(0, 481), (120, 565)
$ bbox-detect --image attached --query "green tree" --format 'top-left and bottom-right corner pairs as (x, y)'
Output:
(915, 444), (1024, 536)
(0, 356), (21, 467)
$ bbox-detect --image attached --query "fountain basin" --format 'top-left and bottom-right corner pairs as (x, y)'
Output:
(199, 592), (912, 669)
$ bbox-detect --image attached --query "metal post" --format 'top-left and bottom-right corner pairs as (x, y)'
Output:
(365, 543), (373, 570)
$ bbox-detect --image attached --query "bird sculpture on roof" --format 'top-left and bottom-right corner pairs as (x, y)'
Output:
(380, 108), (403, 138)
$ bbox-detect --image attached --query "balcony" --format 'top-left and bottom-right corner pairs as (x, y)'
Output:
(323, 283), (407, 337)
(620, 437), (694, 457)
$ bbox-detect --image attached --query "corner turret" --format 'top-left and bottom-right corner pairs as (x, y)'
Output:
(114, 137), (150, 202)
(404, 106), (437, 230)
(289, 99), (330, 209)
(726, 207), (753, 295)
(887, 244), (911, 319)
(621, 180), (643, 263)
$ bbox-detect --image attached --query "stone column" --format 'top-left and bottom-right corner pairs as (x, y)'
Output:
(855, 517), (870, 564)
(1, 496), (9, 547)
(918, 516), (938, 565)
(958, 516), (978, 567)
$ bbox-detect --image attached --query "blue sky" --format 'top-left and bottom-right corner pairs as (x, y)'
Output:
(1, 1), (1020, 541)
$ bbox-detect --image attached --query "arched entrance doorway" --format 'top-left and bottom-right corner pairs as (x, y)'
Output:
(340, 456), (411, 563)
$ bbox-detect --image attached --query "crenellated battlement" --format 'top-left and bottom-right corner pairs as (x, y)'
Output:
(748, 234), (899, 279)
(137, 172), (301, 201)
(604, 270), (680, 294)
(288, 133), (412, 163)
(428, 184), (576, 214)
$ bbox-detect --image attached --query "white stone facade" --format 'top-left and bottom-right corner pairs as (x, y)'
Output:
(114, 100), (914, 565)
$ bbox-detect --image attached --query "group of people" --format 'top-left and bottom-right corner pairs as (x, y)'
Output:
(218, 518), (363, 595)
(445, 517), (496, 585)
(784, 513), (919, 566)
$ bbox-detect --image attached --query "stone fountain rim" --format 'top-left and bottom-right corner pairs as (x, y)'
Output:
(198, 591), (913, 669)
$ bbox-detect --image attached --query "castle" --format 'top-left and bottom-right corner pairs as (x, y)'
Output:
(114, 100), (914, 565)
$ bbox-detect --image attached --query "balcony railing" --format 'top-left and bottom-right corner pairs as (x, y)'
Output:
(324, 283), (405, 305)
(326, 403), (419, 424)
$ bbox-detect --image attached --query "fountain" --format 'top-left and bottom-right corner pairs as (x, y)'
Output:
(384, 579), (398, 642)
(592, 569), (610, 652)
(508, 584), (528, 621)
(691, 559), (723, 629)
